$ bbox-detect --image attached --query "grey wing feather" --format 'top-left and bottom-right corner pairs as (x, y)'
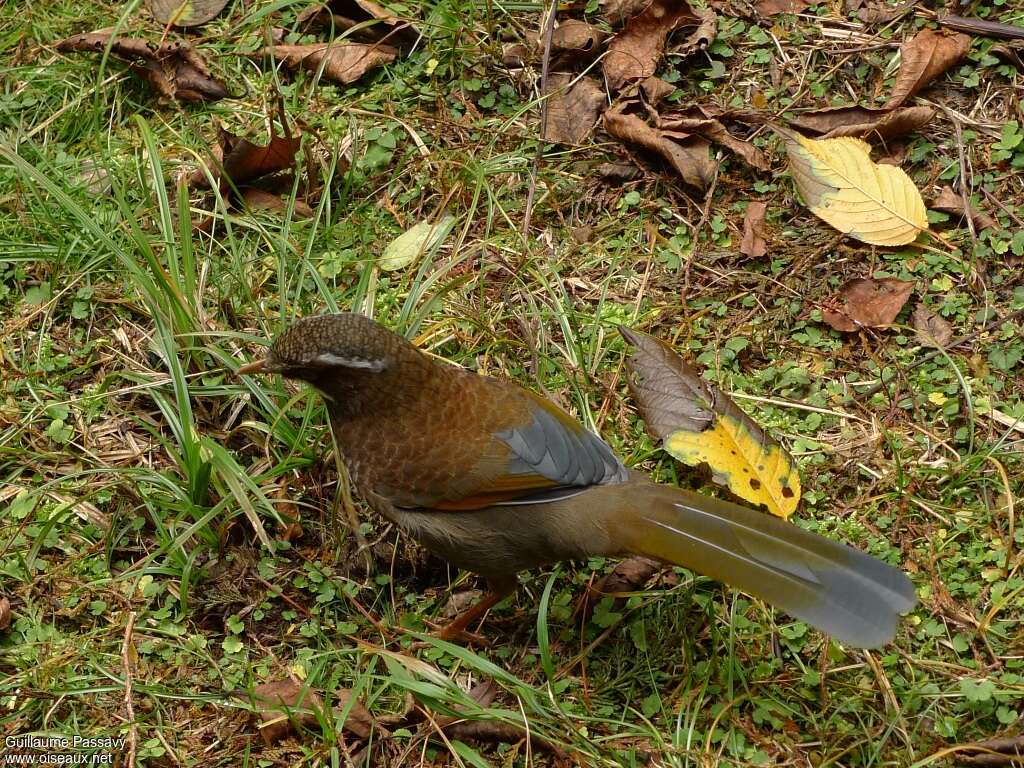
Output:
(495, 404), (628, 492)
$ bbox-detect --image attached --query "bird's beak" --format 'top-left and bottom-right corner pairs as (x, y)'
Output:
(237, 358), (271, 376)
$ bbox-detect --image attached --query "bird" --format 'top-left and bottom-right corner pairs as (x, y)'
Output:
(238, 313), (916, 648)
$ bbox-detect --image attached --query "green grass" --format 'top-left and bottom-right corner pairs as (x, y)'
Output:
(1, 1), (1023, 766)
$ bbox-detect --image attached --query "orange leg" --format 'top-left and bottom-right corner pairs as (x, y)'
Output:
(431, 581), (515, 644)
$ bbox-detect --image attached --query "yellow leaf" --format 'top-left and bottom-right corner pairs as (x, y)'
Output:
(379, 215), (455, 272)
(779, 128), (928, 246)
(664, 413), (801, 519)
(620, 327), (801, 519)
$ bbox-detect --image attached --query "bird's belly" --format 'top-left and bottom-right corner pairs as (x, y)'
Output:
(388, 501), (618, 581)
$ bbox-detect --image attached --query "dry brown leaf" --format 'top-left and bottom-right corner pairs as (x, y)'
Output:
(247, 679), (376, 744)
(755, 0), (813, 16)
(241, 188), (315, 218)
(249, 679), (327, 744)
(672, 8), (717, 58)
(597, 160), (643, 182)
(0, 597), (11, 631)
(501, 42), (531, 68)
(603, 0), (710, 92)
(56, 33), (229, 103)
(543, 74), (606, 145)
(551, 19), (606, 67)
(932, 185), (997, 231)
(740, 200), (768, 258)
(822, 277), (914, 332)
(604, 103), (715, 189)
(789, 105), (935, 140)
(639, 76), (676, 105)
(443, 589), (483, 619)
(191, 128), (302, 191)
(261, 42), (397, 85)
(856, 0), (914, 24)
(912, 303), (953, 347)
(297, 0), (419, 47)
(580, 557), (660, 621)
(148, 0), (229, 27)
(659, 110), (769, 170)
(601, 0), (653, 25)
(885, 29), (972, 108)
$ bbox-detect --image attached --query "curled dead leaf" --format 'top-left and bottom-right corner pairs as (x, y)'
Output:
(911, 303), (953, 348)
(603, 0), (713, 92)
(56, 33), (230, 103)
(789, 105), (935, 141)
(658, 110), (769, 170)
(605, 103), (715, 190)
(551, 19), (606, 68)
(0, 596), (11, 631)
(932, 186), (997, 231)
(821, 277), (914, 332)
(543, 74), (606, 145)
(297, 0), (419, 48)
(261, 42), (397, 85)
(190, 128), (302, 192)
(884, 29), (971, 109)
(671, 7), (716, 58)
(740, 200), (768, 258)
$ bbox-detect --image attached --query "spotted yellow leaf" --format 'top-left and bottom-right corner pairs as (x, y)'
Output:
(777, 126), (928, 246)
(620, 326), (801, 519)
(664, 413), (801, 519)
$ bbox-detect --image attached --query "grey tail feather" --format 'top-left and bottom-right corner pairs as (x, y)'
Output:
(614, 483), (917, 649)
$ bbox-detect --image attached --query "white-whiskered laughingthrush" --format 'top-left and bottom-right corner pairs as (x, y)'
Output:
(238, 313), (916, 647)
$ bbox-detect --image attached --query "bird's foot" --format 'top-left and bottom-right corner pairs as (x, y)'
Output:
(422, 618), (490, 646)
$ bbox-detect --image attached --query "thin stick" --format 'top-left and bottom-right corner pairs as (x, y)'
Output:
(122, 611), (138, 768)
(520, 2), (557, 249)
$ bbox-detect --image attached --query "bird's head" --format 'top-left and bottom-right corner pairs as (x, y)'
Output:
(237, 314), (422, 403)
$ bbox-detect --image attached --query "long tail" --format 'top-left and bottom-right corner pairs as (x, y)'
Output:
(606, 479), (917, 648)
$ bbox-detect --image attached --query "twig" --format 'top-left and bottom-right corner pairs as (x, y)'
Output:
(520, 1), (557, 250)
(954, 735), (1024, 766)
(951, 118), (978, 247)
(938, 14), (1024, 41)
(680, 159), (721, 306)
(853, 306), (1024, 400)
(122, 611), (138, 768)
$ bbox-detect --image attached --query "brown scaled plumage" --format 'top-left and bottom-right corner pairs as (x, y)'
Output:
(239, 313), (917, 648)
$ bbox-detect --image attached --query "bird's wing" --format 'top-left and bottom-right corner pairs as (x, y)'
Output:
(429, 388), (628, 511)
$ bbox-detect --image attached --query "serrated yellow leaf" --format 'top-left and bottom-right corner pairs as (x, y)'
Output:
(782, 131), (928, 246)
(664, 413), (801, 519)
